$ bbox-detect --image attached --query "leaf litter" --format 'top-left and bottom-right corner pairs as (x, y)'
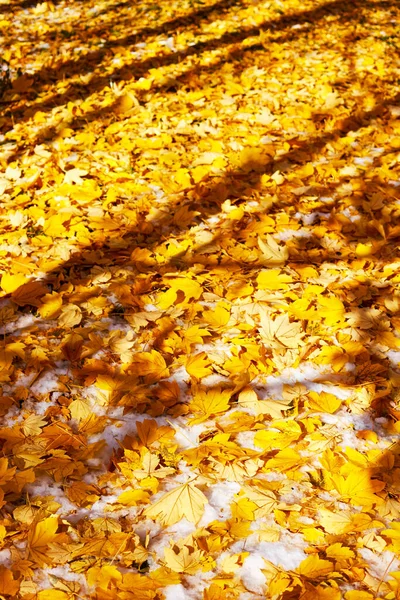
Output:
(0, 0), (400, 598)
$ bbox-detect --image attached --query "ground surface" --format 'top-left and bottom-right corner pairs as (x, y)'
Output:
(0, 0), (400, 598)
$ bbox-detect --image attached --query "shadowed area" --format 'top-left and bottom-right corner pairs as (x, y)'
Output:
(0, 0), (400, 598)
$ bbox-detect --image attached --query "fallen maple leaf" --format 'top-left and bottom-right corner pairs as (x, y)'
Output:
(143, 481), (207, 525)
(259, 311), (303, 349)
(188, 386), (231, 424)
(258, 235), (288, 265)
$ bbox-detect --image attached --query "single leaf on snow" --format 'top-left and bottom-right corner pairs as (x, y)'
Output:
(143, 481), (207, 525)
(258, 235), (288, 265)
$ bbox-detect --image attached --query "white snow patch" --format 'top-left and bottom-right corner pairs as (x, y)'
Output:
(232, 532), (307, 571)
(359, 548), (399, 580)
(294, 211), (329, 226)
(276, 229), (311, 241)
(263, 364), (352, 399)
(0, 312), (37, 335)
(164, 585), (188, 600)
(201, 373), (230, 387)
(387, 350), (400, 367)
(236, 430), (258, 450)
(26, 478), (76, 514)
(173, 423), (205, 449)
(240, 554), (266, 594)
(150, 519), (196, 556)
(165, 365), (189, 391)
(207, 481), (240, 520)
(0, 549), (11, 566)
(31, 369), (63, 396)
(234, 532), (307, 593)
(353, 156), (374, 166)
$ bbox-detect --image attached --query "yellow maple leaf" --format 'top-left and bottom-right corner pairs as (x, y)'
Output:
(143, 481), (207, 525)
(181, 325), (212, 352)
(258, 235), (288, 265)
(63, 167), (88, 185)
(237, 387), (291, 417)
(307, 391), (342, 414)
(0, 566), (19, 597)
(296, 554), (333, 578)
(314, 346), (348, 372)
(28, 516), (59, 566)
(129, 350), (170, 383)
(117, 489), (150, 506)
(203, 303), (230, 328)
(301, 585), (341, 600)
(331, 470), (385, 506)
(22, 414), (47, 437)
(188, 386), (231, 424)
(254, 420), (302, 450)
(163, 545), (205, 574)
(265, 448), (302, 471)
(326, 543), (355, 560)
(318, 296), (346, 326)
(43, 214), (67, 238)
(87, 564), (122, 589)
(0, 273), (28, 294)
(157, 277), (202, 309)
(38, 292), (63, 319)
(185, 352), (213, 379)
(241, 485), (279, 517)
(319, 508), (371, 534)
(344, 592), (374, 600)
(0, 458), (16, 486)
(259, 312), (303, 349)
(69, 398), (92, 421)
(257, 269), (292, 290)
(287, 298), (319, 321)
(58, 304), (82, 328)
